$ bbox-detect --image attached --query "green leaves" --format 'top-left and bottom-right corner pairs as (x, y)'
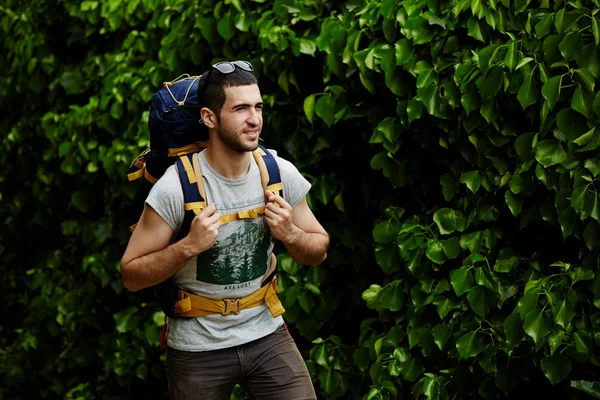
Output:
(542, 75), (562, 110)
(451, 267), (474, 296)
(433, 208), (467, 234)
(303, 94), (315, 123)
(553, 300), (576, 329)
(535, 140), (568, 167)
(571, 380), (600, 398)
(456, 332), (483, 358)
(523, 310), (552, 345)
(493, 248), (520, 273)
(517, 73), (538, 110)
(541, 353), (572, 385)
(373, 219), (400, 244)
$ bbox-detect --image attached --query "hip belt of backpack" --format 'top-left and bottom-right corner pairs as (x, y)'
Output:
(173, 144), (284, 319)
(173, 258), (284, 318)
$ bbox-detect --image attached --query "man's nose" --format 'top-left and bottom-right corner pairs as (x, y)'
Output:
(247, 109), (261, 126)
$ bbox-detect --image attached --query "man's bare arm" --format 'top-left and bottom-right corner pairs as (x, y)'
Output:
(264, 193), (329, 266)
(120, 204), (220, 292)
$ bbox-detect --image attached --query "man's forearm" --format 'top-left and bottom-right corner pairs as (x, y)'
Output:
(121, 240), (194, 292)
(282, 226), (329, 266)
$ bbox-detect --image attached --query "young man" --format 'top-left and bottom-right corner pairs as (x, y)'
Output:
(120, 61), (329, 399)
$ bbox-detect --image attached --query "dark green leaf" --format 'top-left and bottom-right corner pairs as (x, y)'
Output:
(460, 170), (482, 193)
(574, 331), (593, 354)
(517, 292), (539, 319)
(433, 208), (468, 234)
(572, 86), (592, 117)
(375, 117), (401, 144)
(505, 190), (523, 216)
(514, 132), (535, 161)
(362, 285), (382, 308)
(505, 41), (518, 71)
(575, 128), (600, 152)
(523, 309), (552, 345)
(571, 380), (600, 398)
(315, 95), (335, 126)
(553, 300), (576, 329)
(441, 237), (460, 259)
(535, 13), (553, 38)
(476, 67), (503, 100)
(426, 239), (447, 264)
(571, 185), (588, 213)
(559, 32), (583, 61)
(559, 207), (576, 238)
(541, 353), (572, 385)
(460, 231), (483, 254)
(407, 98), (424, 123)
(304, 94), (316, 123)
(451, 267), (474, 296)
(380, 281), (404, 311)
(432, 325), (451, 350)
(467, 286), (492, 317)
(549, 331), (565, 355)
(467, 16), (485, 42)
(584, 221), (600, 250)
(504, 313), (524, 350)
(569, 266), (595, 284)
(395, 39), (413, 65)
(541, 75), (562, 110)
(375, 244), (399, 274)
(373, 219), (400, 244)
(535, 139), (568, 167)
(399, 358), (423, 381)
(440, 174), (457, 201)
(456, 332), (483, 358)
(493, 248), (519, 273)
(517, 73), (538, 110)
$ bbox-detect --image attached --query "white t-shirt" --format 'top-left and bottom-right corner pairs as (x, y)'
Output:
(145, 149), (311, 351)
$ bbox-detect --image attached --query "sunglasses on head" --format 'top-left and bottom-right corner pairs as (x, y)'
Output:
(197, 60), (254, 108)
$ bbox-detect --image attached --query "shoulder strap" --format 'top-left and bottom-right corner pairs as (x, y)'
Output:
(252, 145), (283, 198)
(176, 153), (206, 215)
(174, 153), (205, 240)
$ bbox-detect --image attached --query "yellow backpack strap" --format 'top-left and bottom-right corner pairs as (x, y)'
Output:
(192, 152), (207, 202)
(252, 145), (283, 197)
(176, 153), (205, 216)
(252, 149), (269, 191)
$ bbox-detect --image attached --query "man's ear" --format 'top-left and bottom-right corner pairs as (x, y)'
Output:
(200, 107), (217, 128)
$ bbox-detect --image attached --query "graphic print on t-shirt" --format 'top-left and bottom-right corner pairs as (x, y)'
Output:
(195, 218), (271, 285)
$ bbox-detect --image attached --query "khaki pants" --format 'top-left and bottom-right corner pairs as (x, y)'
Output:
(165, 325), (317, 400)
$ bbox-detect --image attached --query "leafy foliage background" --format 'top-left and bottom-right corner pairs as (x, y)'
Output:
(2, 0), (600, 399)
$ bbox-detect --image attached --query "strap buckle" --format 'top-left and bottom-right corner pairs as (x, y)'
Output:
(222, 298), (240, 315)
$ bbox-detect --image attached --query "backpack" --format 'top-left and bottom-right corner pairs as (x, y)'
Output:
(127, 74), (283, 318)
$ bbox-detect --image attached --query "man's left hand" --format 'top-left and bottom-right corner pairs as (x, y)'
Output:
(264, 190), (298, 242)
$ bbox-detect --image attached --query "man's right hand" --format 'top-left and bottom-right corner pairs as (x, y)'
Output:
(182, 204), (221, 255)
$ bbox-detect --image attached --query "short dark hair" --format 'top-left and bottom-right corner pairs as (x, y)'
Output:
(197, 69), (257, 116)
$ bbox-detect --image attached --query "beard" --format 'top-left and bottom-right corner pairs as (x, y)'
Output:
(217, 124), (260, 153)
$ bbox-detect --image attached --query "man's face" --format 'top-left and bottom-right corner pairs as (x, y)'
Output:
(214, 84), (263, 153)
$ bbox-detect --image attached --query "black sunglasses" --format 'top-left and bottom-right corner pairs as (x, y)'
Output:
(197, 60), (254, 107)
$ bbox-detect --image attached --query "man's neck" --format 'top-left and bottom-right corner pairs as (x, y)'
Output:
(203, 140), (252, 180)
